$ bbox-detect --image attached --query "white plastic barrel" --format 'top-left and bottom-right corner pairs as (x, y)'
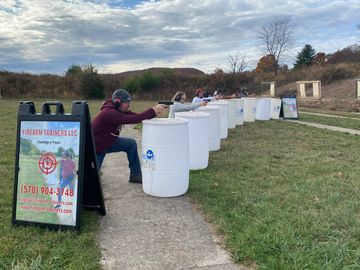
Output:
(208, 101), (228, 139)
(196, 106), (221, 151)
(226, 99), (237, 129)
(242, 98), (257, 122)
(141, 118), (189, 197)
(175, 111), (210, 170)
(234, 99), (244, 125)
(255, 98), (271, 120)
(270, 98), (282, 119)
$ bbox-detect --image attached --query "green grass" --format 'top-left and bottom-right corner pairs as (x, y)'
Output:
(189, 120), (360, 269)
(0, 99), (155, 269)
(3, 99), (360, 269)
(299, 107), (360, 119)
(15, 155), (59, 224)
(299, 112), (360, 130)
(300, 107), (360, 119)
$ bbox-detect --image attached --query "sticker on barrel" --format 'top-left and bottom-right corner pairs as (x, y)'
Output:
(142, 149), (155, 171)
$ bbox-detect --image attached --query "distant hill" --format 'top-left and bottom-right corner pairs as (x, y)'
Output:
(2, 61), (360, 112)
(115, 67), (206, 77)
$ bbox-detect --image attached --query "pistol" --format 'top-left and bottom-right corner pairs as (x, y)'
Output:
(158, 101), (174, 105)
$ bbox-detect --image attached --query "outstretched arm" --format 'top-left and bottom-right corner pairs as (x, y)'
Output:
(108, 108), (156, 125)
(172, 102), (202, 113)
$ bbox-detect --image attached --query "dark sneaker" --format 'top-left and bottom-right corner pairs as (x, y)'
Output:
(129, 174), (142, 184)
(54, 204), (61, 209)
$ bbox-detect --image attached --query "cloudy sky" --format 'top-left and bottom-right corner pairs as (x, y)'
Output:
(0, 0), (359, 75)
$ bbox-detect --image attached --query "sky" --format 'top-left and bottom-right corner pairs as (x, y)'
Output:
(0, 0), (359, 75)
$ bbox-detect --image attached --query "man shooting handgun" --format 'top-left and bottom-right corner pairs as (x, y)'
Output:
(92, 88), (167, 184)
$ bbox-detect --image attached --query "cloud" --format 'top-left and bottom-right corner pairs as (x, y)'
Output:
(0, 0), (359, 74)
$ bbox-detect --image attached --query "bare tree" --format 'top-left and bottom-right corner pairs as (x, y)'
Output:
(259, 16), (295, 75)
(228, 53), (248, 73)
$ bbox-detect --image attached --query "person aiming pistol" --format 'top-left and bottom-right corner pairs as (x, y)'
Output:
(168, 91), (207, 118)
(92, 88), (167, 184)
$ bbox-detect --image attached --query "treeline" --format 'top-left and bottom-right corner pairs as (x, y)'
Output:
(1, 45), (360, 100)
(0, 65), (255, 100)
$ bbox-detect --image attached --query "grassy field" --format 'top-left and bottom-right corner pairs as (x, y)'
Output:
(300, 107), (360, 118)
(299, 110), (360, 130)
(15, 155), (59, 224)
(190, 120), (360, 269)
(2, 99), (360, 269)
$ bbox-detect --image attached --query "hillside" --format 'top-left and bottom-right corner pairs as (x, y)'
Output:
(115, 67), (205, 77)
(276, 77), (360, 111)
(1, 63), (360, 112)
(277, 78), (358, 99)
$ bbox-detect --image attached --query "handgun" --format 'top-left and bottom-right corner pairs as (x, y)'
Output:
(158, 101), (174, 105)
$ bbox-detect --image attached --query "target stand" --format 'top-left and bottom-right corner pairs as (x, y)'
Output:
(12, 101), (106, 231)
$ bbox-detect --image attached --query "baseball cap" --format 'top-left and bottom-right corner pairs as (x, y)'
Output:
(112, 89), (131, 103)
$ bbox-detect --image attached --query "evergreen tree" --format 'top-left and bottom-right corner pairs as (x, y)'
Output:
(65, 64), (82, 76)
(293, 44), (316, 69)
(80, 64), (105, 99)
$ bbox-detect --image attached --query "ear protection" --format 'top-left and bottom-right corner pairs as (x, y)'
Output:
(174, 93), (182, 102)
(113, 98), (121, 108)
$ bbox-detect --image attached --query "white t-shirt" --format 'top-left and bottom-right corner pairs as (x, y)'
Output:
(192, 96), (217, 103)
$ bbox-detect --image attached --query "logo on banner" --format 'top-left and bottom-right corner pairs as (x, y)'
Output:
(38, 152), (57, 175)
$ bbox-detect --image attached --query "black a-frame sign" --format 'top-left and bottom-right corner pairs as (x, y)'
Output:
(12, 101), (106, 231)
(280, 95), (299, 120)
(74, 101), (106, 216)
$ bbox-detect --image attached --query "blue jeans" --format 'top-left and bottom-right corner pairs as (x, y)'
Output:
(96, 137), (141, 176)
(57, 174), (75, 203)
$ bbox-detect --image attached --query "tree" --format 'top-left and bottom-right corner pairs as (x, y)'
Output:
(326, 45), (360, 64)
(255, 54), (277, 73)
(124, 77), (139, 94)
(259, 16), (295, 75)
(66, 64), (82, 76)
(227, 53), (248, 73)
(293, 44), (316, 69)
(279, 64), (289, 71)
(80, 64), (105, 99)
(213, 68), (224, 75)
(138, 71), (161, 90)
(313, 52), (327, 65)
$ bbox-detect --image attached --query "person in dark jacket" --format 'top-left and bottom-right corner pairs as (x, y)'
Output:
(92, 88), (166, 183)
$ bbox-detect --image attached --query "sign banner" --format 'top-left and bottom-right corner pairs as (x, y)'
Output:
(281, 95), (299, 119)
(13, 101), (106, 231)
(16, 121), (80, 226)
